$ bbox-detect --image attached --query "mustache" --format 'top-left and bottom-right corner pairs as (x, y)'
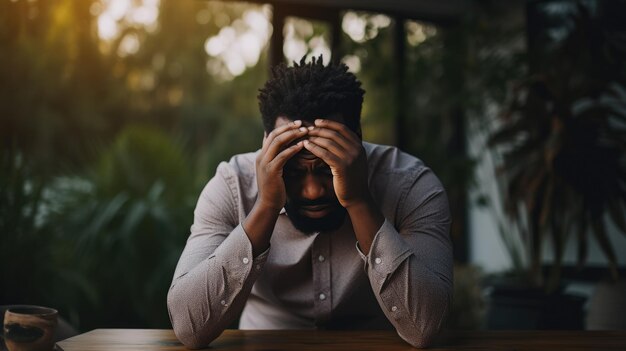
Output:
(289, 198), (336, 207)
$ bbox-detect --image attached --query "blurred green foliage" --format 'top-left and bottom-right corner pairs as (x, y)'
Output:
(0, 0), (267, 330)
(48, 126), (198, 329)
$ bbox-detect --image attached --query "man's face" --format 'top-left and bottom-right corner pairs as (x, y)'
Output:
(274, 116), (347, 233)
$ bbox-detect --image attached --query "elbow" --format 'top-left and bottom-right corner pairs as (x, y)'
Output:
(171, 320), (222, 349)
(173, 329), (206, 350)
(400, 330), (435, 349)
(167, 288), (214, 349)
(409, 340), (431, 349)
(168, 306), (214, 349)
(401, 298), (449, 348)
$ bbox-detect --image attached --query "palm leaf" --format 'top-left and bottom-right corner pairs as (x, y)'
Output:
(590, 217), (619, 281)
(607, 198), (626, 237)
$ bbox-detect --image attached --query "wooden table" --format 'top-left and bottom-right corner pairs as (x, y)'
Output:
(57, 329), (626, 350)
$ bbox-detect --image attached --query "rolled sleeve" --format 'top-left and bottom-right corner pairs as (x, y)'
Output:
(355, 219), (411, 281)
(358, 168), (453, 348)
(167, 162), (268, 349)
(168, 224), (268, 349)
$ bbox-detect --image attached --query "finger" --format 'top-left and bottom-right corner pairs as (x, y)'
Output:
(314, 119), (360, 144)
(265, 126), (308, 161)
(263, 119), (300, 152)
(307, 135), (347, 156)
(303, 139), (341, 166)
(262, 119), (303, 153)
(268, 141), (304, 171)
(306, 127), (352, 151)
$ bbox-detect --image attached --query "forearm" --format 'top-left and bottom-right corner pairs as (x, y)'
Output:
(346, 195), (384, 255)
(362, 221), (453, 348)
(167, 226), (267, 348)
(242, 201), (280, 257)
(374, 255), (451, 348)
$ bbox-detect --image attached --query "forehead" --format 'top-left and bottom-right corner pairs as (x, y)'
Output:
(285, 151), (328, 168)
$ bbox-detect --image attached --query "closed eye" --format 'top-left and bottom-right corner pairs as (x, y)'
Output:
(316, 167), (333, 176)
(283, 169), (304, 178)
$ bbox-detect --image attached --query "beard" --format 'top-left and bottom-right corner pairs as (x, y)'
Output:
(284, 197), (347, 234)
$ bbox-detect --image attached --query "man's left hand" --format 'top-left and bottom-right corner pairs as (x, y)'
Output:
(304, 119), (369, 209)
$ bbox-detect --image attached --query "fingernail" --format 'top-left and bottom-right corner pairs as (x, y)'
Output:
(299, 127), (307, 132)
(315, 119), (323, 124)
(307, 126), (315, 130)
(294, 120), (302, 126)
(303, 140), (310, 145)
(297, 141), (304, 146)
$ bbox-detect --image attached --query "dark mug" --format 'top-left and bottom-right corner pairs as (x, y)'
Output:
(3, 306), (58, 351)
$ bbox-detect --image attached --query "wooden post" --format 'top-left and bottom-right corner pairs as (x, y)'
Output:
(393, 17), (407, 149)
(330, 9), (343, 62)
(442, 25), (469, 264)
(269, 3), (285, 69)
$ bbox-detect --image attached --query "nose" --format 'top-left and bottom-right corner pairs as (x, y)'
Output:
(300, 173), (326, 200)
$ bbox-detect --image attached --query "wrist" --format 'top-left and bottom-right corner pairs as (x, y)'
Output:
(255, 198), (284, 215)
(244, 200), (282, 257)
(346, 196), (383, 222)
(345, 195), (384, 256)
(343, 193), (375, 211)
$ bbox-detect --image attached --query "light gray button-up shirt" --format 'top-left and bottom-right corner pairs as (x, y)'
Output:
(167, 142), (453, 348)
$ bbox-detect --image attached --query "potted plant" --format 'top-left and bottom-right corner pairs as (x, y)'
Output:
(486, 2), (626, 329)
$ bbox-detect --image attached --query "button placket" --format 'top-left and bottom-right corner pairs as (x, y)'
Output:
(312, 231), (332, 325)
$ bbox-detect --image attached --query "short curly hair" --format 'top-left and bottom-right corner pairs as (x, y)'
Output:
(258, 55), (365, 133)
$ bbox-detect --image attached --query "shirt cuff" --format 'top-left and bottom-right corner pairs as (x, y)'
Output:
(216, 224), (269, 284)
(355, 219), (412, 276)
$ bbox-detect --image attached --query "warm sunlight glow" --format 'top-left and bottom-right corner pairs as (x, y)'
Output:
(283, 17), (330, 65)
(203, 6), (272, 81)
(118, 33), (140, 57)
(342, 54), (361, 73)
(342, 12), (391, 44)
(98, 13), (118, 40)
(342, 12), (367, 43)
(406, 21), (438, 46)
(96, 0), (161, 55)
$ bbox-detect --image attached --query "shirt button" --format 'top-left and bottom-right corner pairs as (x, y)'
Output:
(242, 257), (249, 264)
(220, 300), (227, 306)
(255, 264), (261, 270)
(375, 257), (382, 264)
(318, 255), (325, 262)
(319, 293), (326, 301)
(391, 306), (398, 312)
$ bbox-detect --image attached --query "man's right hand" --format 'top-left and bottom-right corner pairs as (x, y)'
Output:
(244, 119), (307, 256)
(255, 119), (308, 212)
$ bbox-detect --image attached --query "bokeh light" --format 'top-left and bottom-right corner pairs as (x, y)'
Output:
(203, 6), (272, 81)
(95, 0), (161, 55)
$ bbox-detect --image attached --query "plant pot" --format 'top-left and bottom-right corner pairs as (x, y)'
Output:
(586, 279), (626, 330)
(485, 285), (586, 330)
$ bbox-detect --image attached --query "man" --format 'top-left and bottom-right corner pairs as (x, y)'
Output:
(167, 56), (453, 349)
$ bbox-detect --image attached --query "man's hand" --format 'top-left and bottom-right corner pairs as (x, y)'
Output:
(256, 119), (308, 212)
(244, 119), (308, 256)
(303, 119), (369, 209)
